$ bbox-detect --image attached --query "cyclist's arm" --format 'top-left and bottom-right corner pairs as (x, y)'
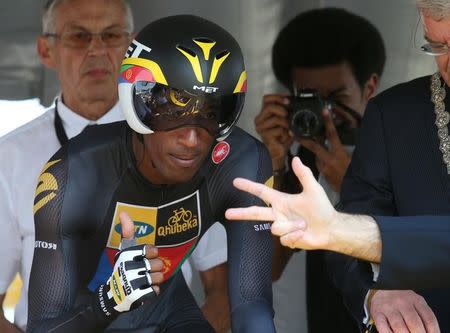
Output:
(212, 135), (275, 332)
(27, 149), (114, 333)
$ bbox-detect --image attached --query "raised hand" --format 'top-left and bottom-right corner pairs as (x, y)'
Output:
(225, 157), (337, 250)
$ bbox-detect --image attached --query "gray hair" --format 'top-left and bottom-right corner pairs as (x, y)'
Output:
(42, 0), (134, 34)
(417, 0), (450, 20)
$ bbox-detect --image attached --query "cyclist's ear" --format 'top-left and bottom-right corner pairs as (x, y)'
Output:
(119, 211), (136, 249)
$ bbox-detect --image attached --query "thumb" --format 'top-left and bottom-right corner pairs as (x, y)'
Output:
(119, 211), (136, 249)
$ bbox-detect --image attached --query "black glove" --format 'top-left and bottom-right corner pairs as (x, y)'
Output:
(95, 244), (155, 318)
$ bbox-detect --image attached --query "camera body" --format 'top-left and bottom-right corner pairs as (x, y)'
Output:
(288, 89), (327, 139)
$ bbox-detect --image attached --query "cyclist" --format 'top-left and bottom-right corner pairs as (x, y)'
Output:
(28, 15), (275, 333)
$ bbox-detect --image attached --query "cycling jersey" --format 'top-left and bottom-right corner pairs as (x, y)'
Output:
(28, 121), (275, 332)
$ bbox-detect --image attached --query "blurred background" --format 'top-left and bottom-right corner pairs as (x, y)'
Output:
(0, 0), (437, 332)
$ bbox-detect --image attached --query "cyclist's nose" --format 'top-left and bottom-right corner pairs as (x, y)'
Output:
(176, 127), (201, 147)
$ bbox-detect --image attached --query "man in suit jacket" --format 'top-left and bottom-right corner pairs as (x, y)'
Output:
(328, 1), (450, 331)
(329, 74), (449, 332)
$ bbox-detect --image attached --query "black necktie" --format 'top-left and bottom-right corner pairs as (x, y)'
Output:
(54, 108), (97, 146)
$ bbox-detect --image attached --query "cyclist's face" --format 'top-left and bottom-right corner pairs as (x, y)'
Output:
(141, 126), (215, 184)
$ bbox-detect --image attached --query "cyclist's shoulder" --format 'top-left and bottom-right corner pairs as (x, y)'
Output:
(212, 127), (268, 165)
(203, 128), (271, 185)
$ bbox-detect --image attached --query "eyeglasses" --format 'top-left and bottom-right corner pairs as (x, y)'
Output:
(421, 40), (450, 56)
(44, 29), (130, 48)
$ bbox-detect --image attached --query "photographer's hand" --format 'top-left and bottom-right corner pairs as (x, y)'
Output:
(255, 94), (294, 171)
(299, 109), (350, 192)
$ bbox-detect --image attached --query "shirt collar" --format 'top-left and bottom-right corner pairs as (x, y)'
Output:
(56, 97), (125, 140)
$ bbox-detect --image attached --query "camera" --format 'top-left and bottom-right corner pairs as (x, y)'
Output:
(288, 89), (327, 139)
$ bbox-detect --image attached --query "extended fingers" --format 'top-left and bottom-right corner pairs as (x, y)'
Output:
(291, 157), (319, 193)
(232, 177), (280, 205)
(225, 206), (274, 222)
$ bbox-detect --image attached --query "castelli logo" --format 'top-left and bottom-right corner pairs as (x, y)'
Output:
(212, 141), (230, 164)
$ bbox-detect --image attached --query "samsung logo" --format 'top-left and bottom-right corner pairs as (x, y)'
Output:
(254, 223), (271, 232)
(115, 221), (154, 238)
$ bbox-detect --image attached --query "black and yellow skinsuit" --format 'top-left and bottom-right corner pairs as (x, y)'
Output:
(28, 122), (275, 333)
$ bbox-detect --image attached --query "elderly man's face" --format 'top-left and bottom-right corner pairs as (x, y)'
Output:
(423, 14), (450, 85)
(39, 0), (131, 112)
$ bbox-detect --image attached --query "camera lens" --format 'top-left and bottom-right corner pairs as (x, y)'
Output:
(288, 89), (325, 138)
(290, 109), (320, 138)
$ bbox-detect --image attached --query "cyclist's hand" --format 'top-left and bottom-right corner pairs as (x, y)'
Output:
(255, 94), (294, 170)
(95, 212), (164, 318)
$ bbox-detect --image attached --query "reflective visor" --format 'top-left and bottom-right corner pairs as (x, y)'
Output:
(133, 81), (244, 137)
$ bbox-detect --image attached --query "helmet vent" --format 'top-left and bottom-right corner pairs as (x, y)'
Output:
(215, 50), (230, 60)
(176, 45), (196, 57)
(193, 37), (214, 44)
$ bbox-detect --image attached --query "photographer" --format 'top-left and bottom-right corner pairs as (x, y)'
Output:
(255, 8), (385, 333)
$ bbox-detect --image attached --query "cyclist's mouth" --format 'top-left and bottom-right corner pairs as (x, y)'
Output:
(169, 154), (199, 168)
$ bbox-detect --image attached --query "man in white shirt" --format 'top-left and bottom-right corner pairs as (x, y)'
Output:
(0, 1), (228, 332)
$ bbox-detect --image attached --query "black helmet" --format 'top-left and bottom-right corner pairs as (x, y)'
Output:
(119, 15), (247, 141)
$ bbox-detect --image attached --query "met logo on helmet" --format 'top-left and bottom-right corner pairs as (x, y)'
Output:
(193, 85), (219, 93)
(125, 39), (152, 59)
